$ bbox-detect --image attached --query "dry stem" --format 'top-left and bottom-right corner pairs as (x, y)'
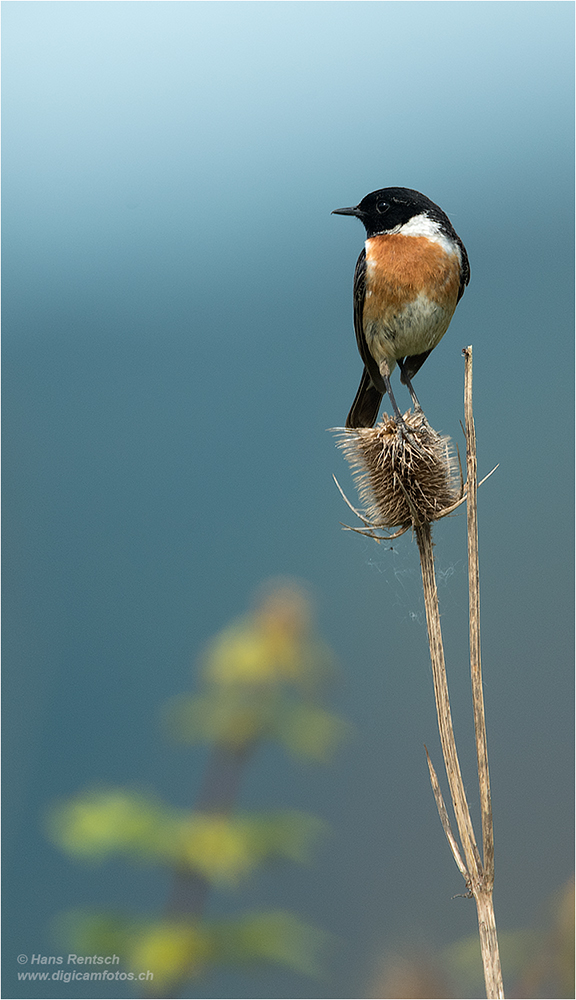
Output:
(334, 348), (504, 996)
(463, 346), (494, 881)
(415, 520), (482, 879)
(416, 348), (503, 998)
(461, 346), (502, 997)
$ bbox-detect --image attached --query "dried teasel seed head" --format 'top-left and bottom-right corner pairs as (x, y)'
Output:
(335, 412), (461, 529)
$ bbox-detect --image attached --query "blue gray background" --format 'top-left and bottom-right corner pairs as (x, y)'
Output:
(3, 2), (574, 998)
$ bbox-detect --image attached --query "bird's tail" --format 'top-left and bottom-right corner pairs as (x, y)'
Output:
(346, 367), (384, 428)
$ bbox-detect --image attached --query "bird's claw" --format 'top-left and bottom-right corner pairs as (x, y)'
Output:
(394, 414), (429, 456)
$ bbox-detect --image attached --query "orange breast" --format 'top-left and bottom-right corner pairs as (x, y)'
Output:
(363, 234), (461, 323)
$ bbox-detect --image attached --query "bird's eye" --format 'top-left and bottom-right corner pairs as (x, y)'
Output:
(376, 200), (390, 214)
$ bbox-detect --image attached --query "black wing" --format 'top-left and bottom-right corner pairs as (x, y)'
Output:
(352, 248), (386, 394)
(455, 237), (470, 302)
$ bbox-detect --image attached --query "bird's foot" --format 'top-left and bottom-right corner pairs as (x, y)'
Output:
(411, 405), (431, 435)
(393, 410), (429, 456)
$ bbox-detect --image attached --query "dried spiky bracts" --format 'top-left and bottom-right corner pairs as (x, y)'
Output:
(336, 412), (461, 531)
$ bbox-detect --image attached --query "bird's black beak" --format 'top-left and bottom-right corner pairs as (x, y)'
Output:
(332, 205), (362, 217)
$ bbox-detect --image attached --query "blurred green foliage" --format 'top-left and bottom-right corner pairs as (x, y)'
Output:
(47, 788), (325, 883)
(47, 581), (345, 995)
(165, 689), (346, 760)
(55, 908), (328, 993)
(163, 582), (347, 759)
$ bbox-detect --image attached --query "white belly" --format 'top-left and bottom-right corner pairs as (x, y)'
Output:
(364, 292), (452, 370)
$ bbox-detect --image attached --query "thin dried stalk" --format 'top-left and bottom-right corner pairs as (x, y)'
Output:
(424, 746), (468, 883)
(463, 346), (494, 881)
(334, 350), (504, 997)
(415, 521), (483, 879)
(462, 346), (502, 998)
(418, 349), (502, 998)
(476, 890), (504, 999)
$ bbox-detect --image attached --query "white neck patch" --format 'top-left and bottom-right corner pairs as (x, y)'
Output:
(394, 212), (459, 257)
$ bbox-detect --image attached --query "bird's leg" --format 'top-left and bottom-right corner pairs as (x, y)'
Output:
(397, 359), (422, 411)
(397, 359), (428, 429)
(379, 360), (409, 432)
(379, 360), (425, 449)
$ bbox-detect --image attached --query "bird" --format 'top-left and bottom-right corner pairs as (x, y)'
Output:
(333, 187), (470, 430)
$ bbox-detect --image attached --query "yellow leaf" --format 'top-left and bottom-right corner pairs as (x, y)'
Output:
(126, 922), (212, 989)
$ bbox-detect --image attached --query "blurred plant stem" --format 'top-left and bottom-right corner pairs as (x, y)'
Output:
(159, 582), (338, 996)
(165, 744), (254, 920)
(161, 745), (254, 998)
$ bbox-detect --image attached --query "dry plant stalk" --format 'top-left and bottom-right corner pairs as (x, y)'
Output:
(335, 347), (504, 999)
